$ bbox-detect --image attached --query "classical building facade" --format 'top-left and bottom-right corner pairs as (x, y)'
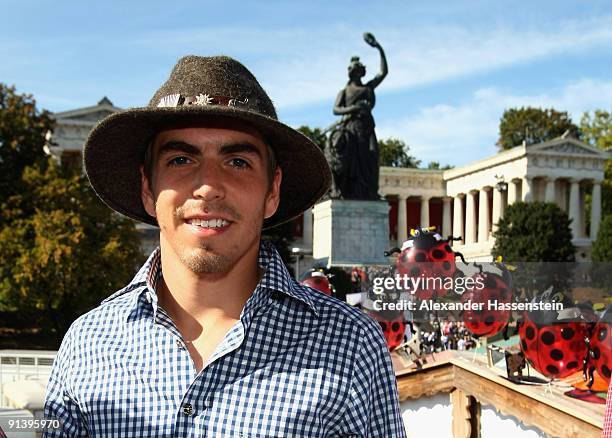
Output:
(49, 100), (610, 271)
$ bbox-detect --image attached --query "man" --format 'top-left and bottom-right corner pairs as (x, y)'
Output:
(43, 56), (406, 437)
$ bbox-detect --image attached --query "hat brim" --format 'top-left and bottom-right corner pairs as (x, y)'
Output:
(84, 105), (331, 229)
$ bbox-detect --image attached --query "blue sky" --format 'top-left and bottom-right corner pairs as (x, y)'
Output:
(2, 0), (612, 166)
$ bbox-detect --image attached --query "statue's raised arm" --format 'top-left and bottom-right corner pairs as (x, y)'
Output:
(364, 32), (387, 89)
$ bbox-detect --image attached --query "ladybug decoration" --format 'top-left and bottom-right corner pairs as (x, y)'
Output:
(362, 269), (407, 352)
(299, 270), (333, 296)
(519, 289), (594, 380)
(369, 312), (407, 352)
(585, 306), (612, 387)
(386, 227), (460, 300)
(462, 265), (513, 338)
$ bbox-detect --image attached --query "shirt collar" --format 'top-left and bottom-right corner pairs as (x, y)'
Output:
(257, 240), (319, 316)
(103, 241), (319, 321)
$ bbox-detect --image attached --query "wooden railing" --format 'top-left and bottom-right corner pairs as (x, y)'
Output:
(393, 350), (604, 438)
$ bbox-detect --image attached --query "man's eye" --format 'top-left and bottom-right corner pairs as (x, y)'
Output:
(229, 158), (250, 169)
(168, 156), (191, 166)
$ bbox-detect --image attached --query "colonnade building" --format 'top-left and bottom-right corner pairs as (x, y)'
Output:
(50, 99), (610, 268)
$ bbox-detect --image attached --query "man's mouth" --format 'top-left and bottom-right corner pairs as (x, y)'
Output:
(186, 218), (230, 229)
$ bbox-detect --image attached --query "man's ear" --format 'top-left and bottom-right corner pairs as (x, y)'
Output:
(264, 167), (282, 219)
(140, 165), (157, 218)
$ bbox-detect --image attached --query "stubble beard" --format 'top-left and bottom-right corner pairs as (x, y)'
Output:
(167, 200), (263, 275)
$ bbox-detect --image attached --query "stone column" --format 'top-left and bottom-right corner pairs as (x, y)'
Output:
(465, 191), (477, 244)
(478, 188), (490, 243)
(442, 197), (452, 237)
(591, 181), (602, 239)
(569, 179), (582, 239)
(453, 195), (464, 244)
(397, 194), (408, 244)
(507, 179), (519, 205)
(544, 177), (556, 203)
(492, 187), (503, 233)
(303, 207), (313, 247)
(521, 176), (533, 202)
(420, 196), (430, 228)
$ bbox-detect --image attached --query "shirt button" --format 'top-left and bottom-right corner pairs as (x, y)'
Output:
(176, 339), (185, 350)
(183, 403), (193, 416)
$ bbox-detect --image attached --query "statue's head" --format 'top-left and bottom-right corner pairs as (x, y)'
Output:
(348, 56), (366, 79)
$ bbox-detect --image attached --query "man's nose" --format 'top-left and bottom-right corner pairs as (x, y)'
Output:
(192, 165), (226, 201)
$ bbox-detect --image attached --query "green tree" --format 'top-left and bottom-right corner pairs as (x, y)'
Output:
(581, 110), (612, 217)
(297, 125), (326, 151)
(426, 161), (454, 170)
(592, 215), (612, 262)
(378, 137), (421, 168)
(496, 107), (580, 150)
(0, 160), (145, 342)
(590, 215), (612, 292)
(492, 202), (575, 262)
(0, 84), (53, 209)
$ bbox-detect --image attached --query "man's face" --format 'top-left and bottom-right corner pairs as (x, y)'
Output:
(140, 120), (282, 275)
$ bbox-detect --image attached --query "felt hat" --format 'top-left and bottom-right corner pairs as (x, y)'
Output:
(84, 55), (331, 228)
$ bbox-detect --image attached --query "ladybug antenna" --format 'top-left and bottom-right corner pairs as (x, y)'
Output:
(454, 251), (468, 265)
(473, 262), (484, 273)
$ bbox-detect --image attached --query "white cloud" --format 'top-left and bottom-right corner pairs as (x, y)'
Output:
(376, 78), (612, 166)
(256, 16), (612, 109)
(111, 15), (612, 110)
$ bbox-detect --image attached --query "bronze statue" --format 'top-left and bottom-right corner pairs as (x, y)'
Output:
(326, 32), (388, 200)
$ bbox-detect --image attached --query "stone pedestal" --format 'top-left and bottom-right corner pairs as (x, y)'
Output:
(313, 199), (389, 266)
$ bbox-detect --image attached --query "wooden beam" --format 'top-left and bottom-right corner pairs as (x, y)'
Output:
(396, 363), (454, 401)
(450, 388), (481, 438)
(453, 366), (601, 438)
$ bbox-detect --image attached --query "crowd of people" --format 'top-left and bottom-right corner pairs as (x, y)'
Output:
(419, 320), (478, 353)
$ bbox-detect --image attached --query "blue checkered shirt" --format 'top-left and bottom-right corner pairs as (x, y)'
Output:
(43, 241), (405, 437)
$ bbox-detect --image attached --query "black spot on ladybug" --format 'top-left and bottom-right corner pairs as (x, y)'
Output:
(379, 321), (387, 331)
(526, 326), (535, 340)
(541, 331), (555, 345)
(484, 315), (494, 326)
(485, 276), (497, 288)
(561, 327), (575, 340)
(598, 327), (607, 342)
(411, 267), (421, 277)
(566, 361), (578, 370)
(396, 333), (403, 342)
(521, 340), (528, 351)
(593, 347), (601, 360)
(442, 261), (451, 270)
(546, 365), (559, 375)
(432, 249), (445, 259)
(415, 252), (427, 262)
(391, 322), (400, 332)
(550, 349), (563, 361)
(603, 365), (611, 378)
